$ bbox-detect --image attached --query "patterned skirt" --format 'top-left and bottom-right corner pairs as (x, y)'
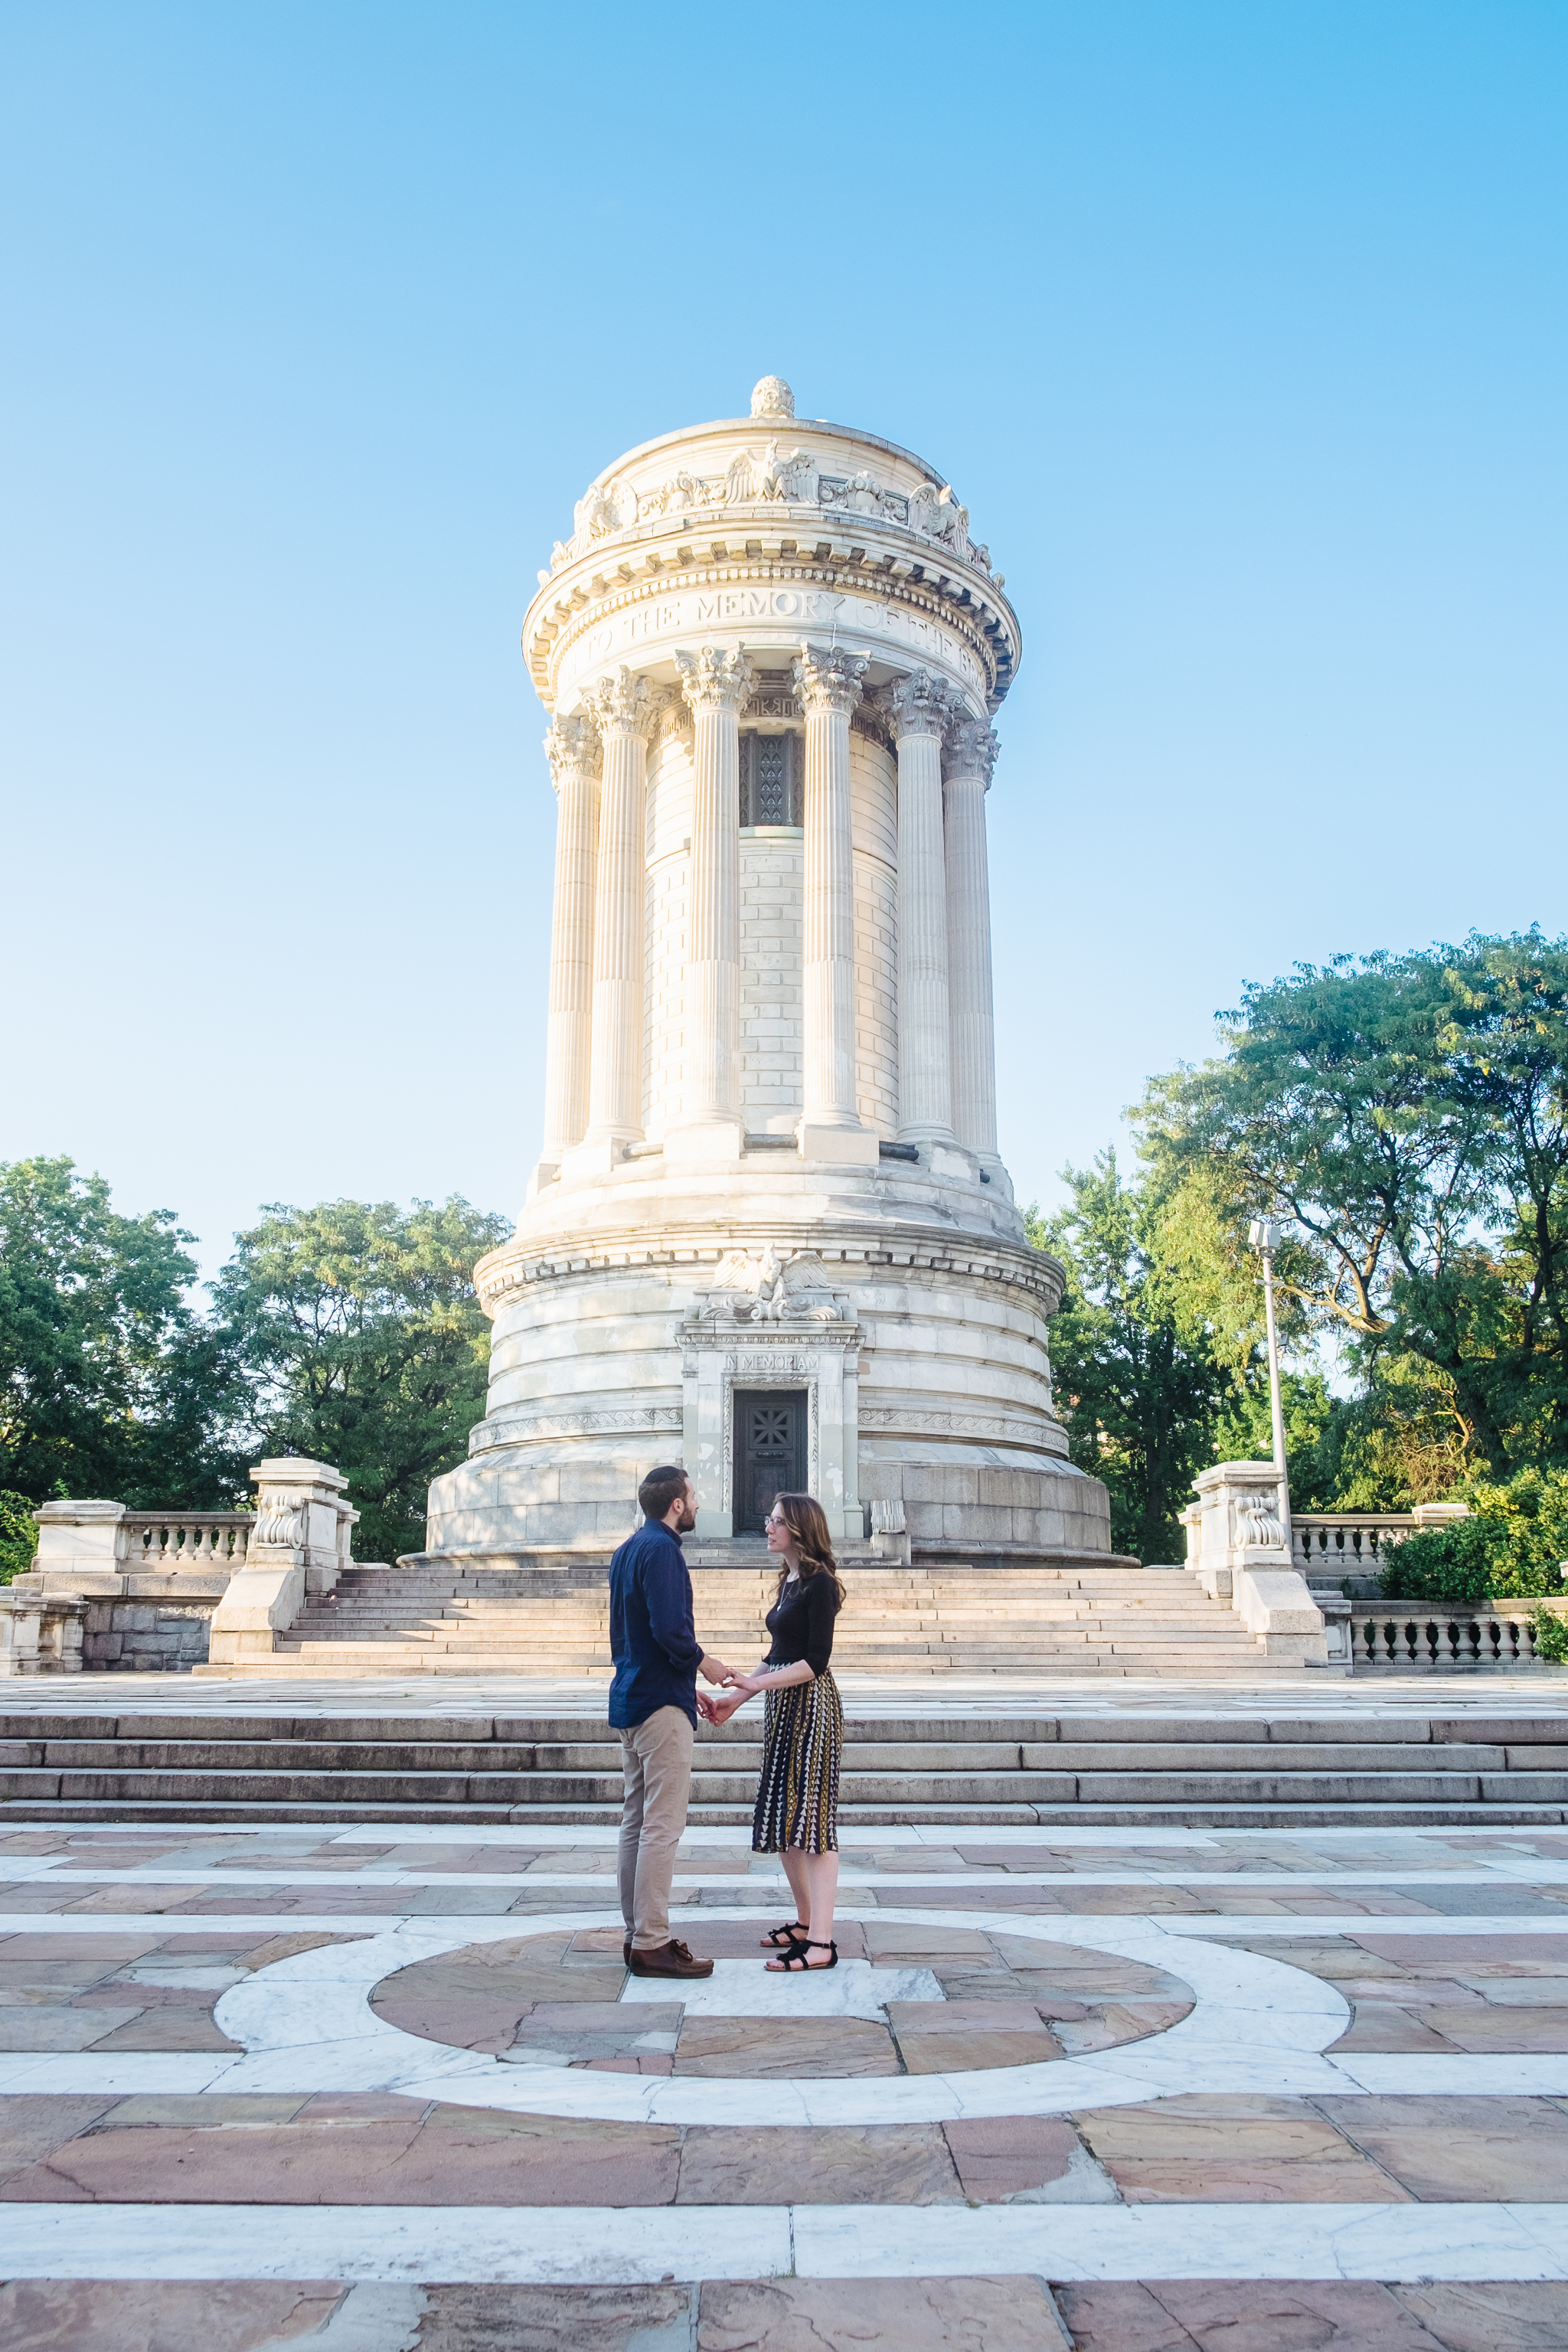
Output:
(751, 1671), (843, 1856)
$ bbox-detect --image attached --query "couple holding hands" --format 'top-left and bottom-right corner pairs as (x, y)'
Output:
(609, 1465), (844, 1981)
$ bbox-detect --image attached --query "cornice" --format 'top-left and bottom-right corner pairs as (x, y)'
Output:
(473, 1229), (1064, 1317)
(525, 544), (1018, 717)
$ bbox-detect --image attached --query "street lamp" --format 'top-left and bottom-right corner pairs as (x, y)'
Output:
(1247, 1218), (1292, 1544)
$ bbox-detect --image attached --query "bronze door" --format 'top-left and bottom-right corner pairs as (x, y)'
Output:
(733, 1390), (807, 1536)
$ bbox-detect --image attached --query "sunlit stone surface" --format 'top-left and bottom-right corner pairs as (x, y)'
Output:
(427, 378), (1110, 1561)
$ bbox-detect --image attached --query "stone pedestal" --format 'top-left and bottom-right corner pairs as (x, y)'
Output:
(1184, 1462), (1331, 1668)
(0, 1588), (86, 1674)
(207, 1459), (355, 1668)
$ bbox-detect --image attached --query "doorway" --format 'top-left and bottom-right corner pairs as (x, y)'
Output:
(732, 1389), (808, 1537)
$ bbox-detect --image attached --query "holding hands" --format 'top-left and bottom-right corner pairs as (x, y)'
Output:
(697, 1668), (769, 1726)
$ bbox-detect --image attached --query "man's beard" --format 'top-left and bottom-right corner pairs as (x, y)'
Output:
(676, 1495), (698, 1533)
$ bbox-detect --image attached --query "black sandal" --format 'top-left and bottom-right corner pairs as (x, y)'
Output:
(768, 1939), (838, 1971)
(761, 1920), (808, 1949)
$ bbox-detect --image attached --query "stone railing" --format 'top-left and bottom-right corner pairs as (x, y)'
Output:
(1293, 1502), (1468, 1578)
(1351, 1602), (1566, 1673)
(122, 1514), (253, 1573)
(11, 1461), (361, 1674)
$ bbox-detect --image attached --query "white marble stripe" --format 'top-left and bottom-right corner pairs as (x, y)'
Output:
(5, 2051), (1568, 2108)
(0, 2202), (1564, 2285)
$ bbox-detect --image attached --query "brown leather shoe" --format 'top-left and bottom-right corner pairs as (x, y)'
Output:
(626, 1938), (714, 1978)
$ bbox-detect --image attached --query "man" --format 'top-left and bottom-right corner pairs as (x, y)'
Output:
(610, 1465), (733, 1978)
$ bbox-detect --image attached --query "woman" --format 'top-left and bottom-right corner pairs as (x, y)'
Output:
(700, 1491), (844, 1970)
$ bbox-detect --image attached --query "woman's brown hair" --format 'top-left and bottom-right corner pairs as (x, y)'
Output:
(771, 1493), (847, 1609)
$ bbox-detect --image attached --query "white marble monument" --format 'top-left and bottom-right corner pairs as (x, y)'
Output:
(426, 378), (1111, 1560)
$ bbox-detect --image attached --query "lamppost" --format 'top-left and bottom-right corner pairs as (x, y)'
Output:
(1248, 1219), (1291, 1545)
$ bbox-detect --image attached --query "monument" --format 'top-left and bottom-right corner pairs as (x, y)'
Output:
(426, 378), (1112, 1563)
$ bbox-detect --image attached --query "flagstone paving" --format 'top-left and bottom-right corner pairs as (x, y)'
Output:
(3, 1810), (1568, 2344)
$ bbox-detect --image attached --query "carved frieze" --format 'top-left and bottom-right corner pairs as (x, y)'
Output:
(685, 1240), (852, 1326)
(553, 418), (997, 580)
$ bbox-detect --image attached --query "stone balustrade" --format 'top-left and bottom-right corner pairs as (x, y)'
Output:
(9, 1462), (361, 1674)
(1351, 1601), (1567, 1672)
(122, 1515), (253, 1573)
(1292, 1501), (1469, 1579)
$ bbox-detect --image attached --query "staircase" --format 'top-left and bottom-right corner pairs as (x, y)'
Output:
(2, 1709), (1564, 1826)
(234, 1559), (1270, 1678)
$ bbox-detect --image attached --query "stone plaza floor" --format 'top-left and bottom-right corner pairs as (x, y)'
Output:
(2, 1756), (1568, 2352)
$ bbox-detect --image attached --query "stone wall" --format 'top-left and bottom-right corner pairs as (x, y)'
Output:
(739, 831), (805, 1132)
(83, 1594), (219, 1672)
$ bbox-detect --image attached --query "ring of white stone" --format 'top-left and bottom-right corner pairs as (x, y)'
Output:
(211, 1907), (1351, 2128)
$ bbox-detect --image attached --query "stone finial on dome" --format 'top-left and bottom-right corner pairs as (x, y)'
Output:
(750, 375), (795, 420)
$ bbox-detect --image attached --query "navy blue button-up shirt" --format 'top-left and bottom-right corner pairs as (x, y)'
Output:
(607, 1517), (704, 1730)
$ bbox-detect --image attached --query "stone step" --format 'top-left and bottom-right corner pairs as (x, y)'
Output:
(1, 1795), (1563, 1828)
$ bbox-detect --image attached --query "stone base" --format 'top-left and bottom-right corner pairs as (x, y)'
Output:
(426, 1440), (1109, 1562)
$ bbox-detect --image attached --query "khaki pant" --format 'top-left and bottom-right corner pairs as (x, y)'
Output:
(618, 1705), (694, 1952)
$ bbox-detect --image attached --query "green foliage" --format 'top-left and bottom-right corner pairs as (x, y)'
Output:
(1030, 1153), (1236, 1563)
(212, 1197), (511, 1566)
(0, 1156), (249, 1514)
(1530, 1606), (1568, 1663)
(1139, 930), (1568, 1487)
(0, 1492), (38, 1585)
(1379, 1467), (1568, 1603)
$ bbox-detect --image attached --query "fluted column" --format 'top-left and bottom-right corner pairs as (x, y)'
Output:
(574, 667), (655, 1168)
(535, 714), (602, 1187)
(670, 644), (753, 1161)
(944, 717), (1001, 1167)
(794, 644), (878, 1165)
(890, 670), (959, 1149)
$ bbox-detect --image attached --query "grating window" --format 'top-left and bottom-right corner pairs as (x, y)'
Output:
(739, 731), (801, 827)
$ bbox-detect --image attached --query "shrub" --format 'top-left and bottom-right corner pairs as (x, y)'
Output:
(0, 1493), (38, 1585)
(1530, 1607), (1568, 1664)
(1380, 1468), (1568, 1605)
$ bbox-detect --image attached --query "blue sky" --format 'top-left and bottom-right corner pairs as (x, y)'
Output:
(2, 1), (1563, 1277)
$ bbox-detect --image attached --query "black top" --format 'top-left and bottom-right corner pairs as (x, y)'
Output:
(764, 1571), (841, 1678)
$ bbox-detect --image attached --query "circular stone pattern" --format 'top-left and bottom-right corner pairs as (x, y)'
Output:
(368, 1920), (1195, 2081)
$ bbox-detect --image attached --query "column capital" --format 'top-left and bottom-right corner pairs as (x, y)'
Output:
(792, 643), (867, 717)
(543, 712), (603, 789)
(585, 665), (658, 740)
(675, 644), (756, 717)
(889, 668), (958, 743)
(946, 715), (999, 787)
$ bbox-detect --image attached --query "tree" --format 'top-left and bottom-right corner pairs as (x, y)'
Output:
(212, 1197), (511, 1564)
(1031, 1154), (1231, 1563)
(1138, 931), (1568, 1488)
(0, 1157), (248, 1511)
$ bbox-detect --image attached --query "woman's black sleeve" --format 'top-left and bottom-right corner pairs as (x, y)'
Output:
(802, 1576), (837, 1677)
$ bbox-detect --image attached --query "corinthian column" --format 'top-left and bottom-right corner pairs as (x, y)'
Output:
(534, 713), (602, 1190)
(945, 717), (1001, 1171)
(890, 670), (959, 1152)
(572, 666), (655, 1171)
(670, 644), (754, 1161)
(794, 644), (877, 1165)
